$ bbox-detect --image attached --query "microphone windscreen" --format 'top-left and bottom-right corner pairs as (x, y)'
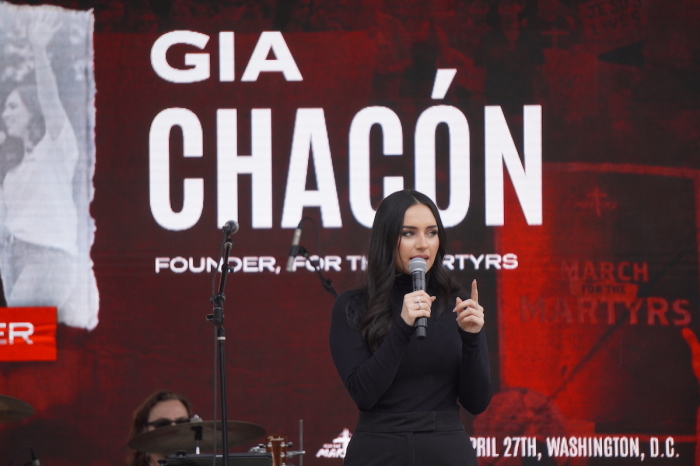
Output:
(224, 220), (239, 234)
(408, 257), (427, 274)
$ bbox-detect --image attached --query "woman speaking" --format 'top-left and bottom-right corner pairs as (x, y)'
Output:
(330, 189), (492, 465)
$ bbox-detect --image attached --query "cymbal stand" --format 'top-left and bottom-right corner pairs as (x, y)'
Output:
(193, 424), (203, 455)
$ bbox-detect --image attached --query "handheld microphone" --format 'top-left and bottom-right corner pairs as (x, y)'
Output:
(285, 220), (304, 272)
(223, 220), (239, 235)
(408, 257), (428, 340)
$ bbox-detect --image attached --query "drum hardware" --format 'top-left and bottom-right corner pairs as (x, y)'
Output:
(192, 425), (203, 454)
(128, 420), (266, 455)
(159, 452), (273, 466)
(191, 415), (203, 454)
(297, 418), (304, 466)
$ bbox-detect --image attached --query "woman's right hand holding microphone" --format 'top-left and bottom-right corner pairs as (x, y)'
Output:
(401, 291), (435, 326)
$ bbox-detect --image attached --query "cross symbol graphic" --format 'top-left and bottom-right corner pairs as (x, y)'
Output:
(586, 187), (608, 217)
(541, 27), (569, 49)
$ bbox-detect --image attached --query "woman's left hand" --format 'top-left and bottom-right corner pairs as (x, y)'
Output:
(454, 280), (484, 333)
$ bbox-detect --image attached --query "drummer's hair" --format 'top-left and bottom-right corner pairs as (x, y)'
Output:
(126, 390), (193, 466)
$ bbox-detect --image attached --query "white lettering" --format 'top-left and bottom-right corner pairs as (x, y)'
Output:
(649, 437), (658, 457)
(149, 108), (204, 230)
(207, 257), (220, 272)
(469, 254), (485, 269)
(454, 254), (470, 269)
(349, 107), (403, 228)
(241, 32), (302, 82)
(9, 322), (34, 345)
(665, 437), (674, 458)
(414, 105), (469, 227)
(305, 255), (322, 272)
(259, 256), (275, 272)
(443, 254), (455, 270)
(281, 109), (342, 228)
(155, 257), (170, 273)
(217, 109), (273, 228)
(290, 256), (308, 271)
(155, 256), (278, 273)
(485, 254), (501, 269)
(243, 256), (259, 272)
(219, 32), (234, 81)
(0, 322), (36, 345)
(346, 255), (362, 272)
(170, 257), (188, 273)
(324, 255), (342, 271)
(229, 257), (243, 272)
(189, 257), (205, 273)
(502, 253), (519, 269)
(485, 105), (542, 226)
(151, 31), (210, 83)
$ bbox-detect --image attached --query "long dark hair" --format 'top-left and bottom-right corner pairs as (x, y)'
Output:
(360, 190), (460, 352)
(126, 390), (192, 466)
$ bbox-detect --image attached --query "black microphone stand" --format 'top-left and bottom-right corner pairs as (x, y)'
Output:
(293, 246), (338, 298)
(207, 232), (233, 466)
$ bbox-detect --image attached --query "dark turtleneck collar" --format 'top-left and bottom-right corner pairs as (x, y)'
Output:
(394, 272), (414, 294)
(393, 271), (439, 295)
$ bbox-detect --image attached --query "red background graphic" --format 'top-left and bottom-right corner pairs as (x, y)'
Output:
(1, 0), (700, 465)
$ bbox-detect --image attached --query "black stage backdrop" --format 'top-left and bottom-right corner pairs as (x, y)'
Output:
(0, 0), (699, 465)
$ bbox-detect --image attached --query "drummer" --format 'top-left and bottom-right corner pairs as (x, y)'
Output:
(126, 390), (193, 466)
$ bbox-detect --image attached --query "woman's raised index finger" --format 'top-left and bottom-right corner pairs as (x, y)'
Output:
(471, 279), (478, 303)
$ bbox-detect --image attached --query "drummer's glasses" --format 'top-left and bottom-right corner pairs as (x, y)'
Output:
(146, 417), (191, 429)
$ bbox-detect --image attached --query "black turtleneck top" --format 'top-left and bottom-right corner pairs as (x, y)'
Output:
(329, 273), (492, 414)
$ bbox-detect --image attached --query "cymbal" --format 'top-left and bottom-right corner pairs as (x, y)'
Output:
(128, 420), (266, 454)
(0, 395), (34, 422)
